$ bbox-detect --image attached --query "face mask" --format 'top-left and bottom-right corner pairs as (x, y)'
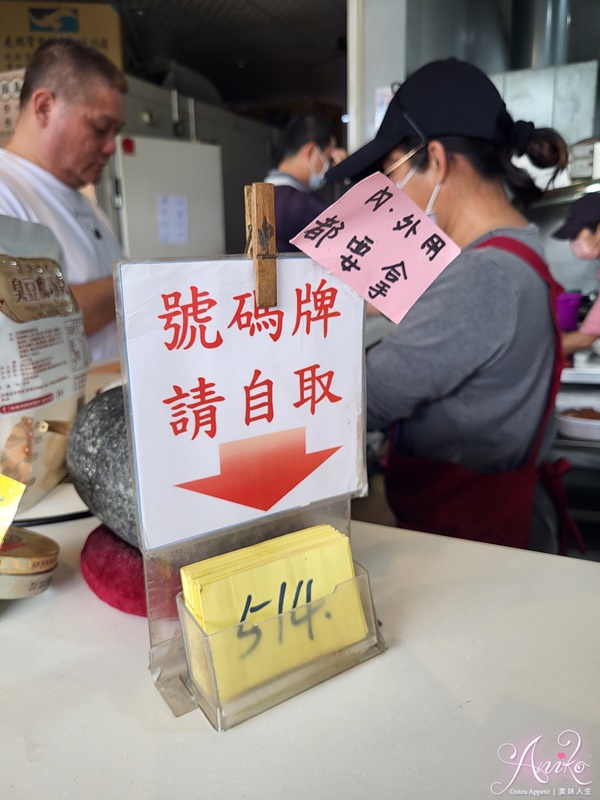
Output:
(570, 238), (600, 261)
(395, 165), (418, 191)
(308, 148), (329, 191)
(425, 182), (442, 226)
(392, 157), (442, 226)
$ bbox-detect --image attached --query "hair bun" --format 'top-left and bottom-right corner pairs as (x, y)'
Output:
(510, 120), (535, 156)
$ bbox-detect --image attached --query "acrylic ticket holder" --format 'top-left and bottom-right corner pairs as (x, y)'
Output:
(142, 494), (366, 718)
(176, 563), (383, 731)
(114, 188), (387, 728)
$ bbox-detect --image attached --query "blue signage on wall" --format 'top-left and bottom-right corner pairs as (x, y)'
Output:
(27, 8), (80, 33)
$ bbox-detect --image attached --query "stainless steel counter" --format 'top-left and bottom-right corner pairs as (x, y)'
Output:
(561, 350), (600, 384)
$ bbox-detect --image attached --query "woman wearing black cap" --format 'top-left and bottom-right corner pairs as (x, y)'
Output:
(552, 192), (600, 355)
(328, 58), (575, 553)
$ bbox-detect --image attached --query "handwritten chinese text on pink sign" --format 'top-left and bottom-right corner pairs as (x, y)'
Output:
(291, 172), (461, 324)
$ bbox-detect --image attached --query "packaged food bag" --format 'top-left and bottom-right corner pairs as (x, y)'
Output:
(0, 215), (89, 511)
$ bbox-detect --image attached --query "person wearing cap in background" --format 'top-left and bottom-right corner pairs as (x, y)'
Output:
(552, 192), (600, 355)
(327, 58), (578, 554)
(264, 112), (346, 253)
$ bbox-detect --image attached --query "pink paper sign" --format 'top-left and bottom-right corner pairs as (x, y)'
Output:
(291, 172), (461, 324)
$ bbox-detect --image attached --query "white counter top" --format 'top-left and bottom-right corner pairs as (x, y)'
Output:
(1, 513), (598, 799)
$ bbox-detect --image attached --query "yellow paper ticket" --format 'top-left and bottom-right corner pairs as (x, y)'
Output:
(180, 525), (368, 700)
(188, 568), (368, 701)
(0, 474), (26, 547)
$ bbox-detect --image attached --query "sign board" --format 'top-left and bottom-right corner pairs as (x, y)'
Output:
(117, 256), (366, 552)
(0, 68), (22, 148)
(292, 172), (461, 324)
(0, 2), (123, 71)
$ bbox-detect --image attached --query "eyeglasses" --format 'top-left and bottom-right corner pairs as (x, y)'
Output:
(383, 104), (428, 177)
(383, 143), (425, 177)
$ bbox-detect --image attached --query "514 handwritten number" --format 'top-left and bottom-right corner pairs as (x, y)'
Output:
(236, 578), (328, 657)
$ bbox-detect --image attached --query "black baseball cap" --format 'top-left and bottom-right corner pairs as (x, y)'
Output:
(328, 58), (512, 183)
(552, 193), (600, 240)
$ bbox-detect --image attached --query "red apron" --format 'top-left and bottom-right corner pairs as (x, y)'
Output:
(384, 235), (582, 554)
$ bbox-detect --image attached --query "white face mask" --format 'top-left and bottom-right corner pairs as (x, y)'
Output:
(308, 148), (329, 191)
(395, 165), (418, 191)
(395, 164), (442, 226)
(425, 182), (442, 226)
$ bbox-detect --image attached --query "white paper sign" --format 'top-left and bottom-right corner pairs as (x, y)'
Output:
(157, 193), (189, 245)
(117, 256), (366, 551)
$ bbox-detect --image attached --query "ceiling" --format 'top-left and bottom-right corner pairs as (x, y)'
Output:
(111, 0), (347, 116)
(75, 0), (598, 124)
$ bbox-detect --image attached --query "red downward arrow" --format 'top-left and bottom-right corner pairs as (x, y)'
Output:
(177, 427), (341, 511)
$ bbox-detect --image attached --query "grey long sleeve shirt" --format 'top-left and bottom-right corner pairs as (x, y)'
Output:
(366, 225), (556, 473)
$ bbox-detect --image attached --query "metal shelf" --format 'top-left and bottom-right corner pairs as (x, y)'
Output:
(528, 180), (600, 210)
(560, 352), (600, 384)
(553, 435), (600, 451)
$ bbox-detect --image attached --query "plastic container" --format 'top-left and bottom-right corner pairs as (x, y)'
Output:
(0, 526), (60, 600)
(0, 566), (57, 599)
(177, 562), (387, 731)
(556, 292), (582, 332)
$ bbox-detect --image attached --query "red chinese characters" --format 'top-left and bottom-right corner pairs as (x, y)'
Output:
(293, 365), (342, 416)
(163, 363), (343, 440)
(245, 369), (274, 425)
(158, 280), (344, 440)
(227, 292), (284, 342)
(159, 289), (223, 350)
(293, 279), (341, 338)
(159, 282), (342, 350)
(163, 378), (225, 439)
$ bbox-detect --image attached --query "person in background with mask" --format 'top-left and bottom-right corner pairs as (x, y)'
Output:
(0, 37), (127, 362)
(264, 112), (346, 253)
(552, 193), (600, 355)
(327, 58), (576, 554)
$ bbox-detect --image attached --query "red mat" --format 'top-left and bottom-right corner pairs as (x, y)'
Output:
(80, 525), (147, 617)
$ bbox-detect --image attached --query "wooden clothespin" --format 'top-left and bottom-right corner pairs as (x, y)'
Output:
(244, 182), (277, 308)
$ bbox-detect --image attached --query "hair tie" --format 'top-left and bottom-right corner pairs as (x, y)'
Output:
(511, 120), (535, 156)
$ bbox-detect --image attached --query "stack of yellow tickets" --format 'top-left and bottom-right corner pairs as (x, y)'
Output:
(180, 524), (367, 701)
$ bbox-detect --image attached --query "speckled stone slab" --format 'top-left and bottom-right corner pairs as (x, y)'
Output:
(67, 387), (139, 548)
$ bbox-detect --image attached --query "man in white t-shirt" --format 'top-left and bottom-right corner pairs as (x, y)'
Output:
(0, 37), (127, 361)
